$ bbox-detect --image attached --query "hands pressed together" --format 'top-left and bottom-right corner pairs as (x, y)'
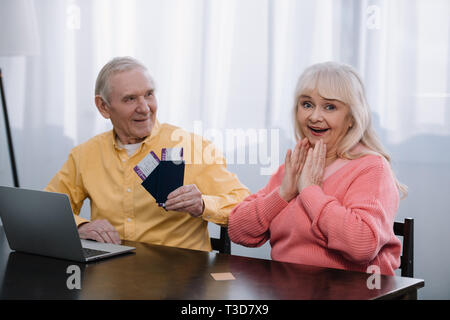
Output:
(278, 138), (327, 202)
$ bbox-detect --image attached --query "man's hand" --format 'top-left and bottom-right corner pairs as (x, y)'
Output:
(165, 184), (204, 217)
(78, 219), (121, 245)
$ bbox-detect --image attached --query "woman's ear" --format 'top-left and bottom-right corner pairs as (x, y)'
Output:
(348, 115), (355, 128)
(95, 95), (111, 119)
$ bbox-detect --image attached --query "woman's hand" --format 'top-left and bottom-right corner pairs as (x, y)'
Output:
(279, 138), (309, 202)
(298, 139), (326, 193)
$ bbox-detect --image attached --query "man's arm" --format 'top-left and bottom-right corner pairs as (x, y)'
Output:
(45, 150), (89, 225)
(45, 150), (121, 244)
(164, 140), (250, 225)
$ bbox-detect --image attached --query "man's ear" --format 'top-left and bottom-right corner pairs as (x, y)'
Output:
(95, 95), (111, 119)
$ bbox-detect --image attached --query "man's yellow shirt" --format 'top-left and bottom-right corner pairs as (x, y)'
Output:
(45, 120), (250, 251)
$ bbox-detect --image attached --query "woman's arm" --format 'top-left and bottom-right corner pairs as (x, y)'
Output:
(298, 157), (399, 264)
(228, 166), (289, 247)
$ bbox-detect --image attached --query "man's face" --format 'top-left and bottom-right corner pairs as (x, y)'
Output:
(97, 68), (157, 144)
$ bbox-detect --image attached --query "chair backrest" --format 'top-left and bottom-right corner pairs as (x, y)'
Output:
(210, 226), (231, 254)
(393, 217), (414, 278)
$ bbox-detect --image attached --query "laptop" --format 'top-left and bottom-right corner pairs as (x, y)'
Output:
(0, 186), (135, 262)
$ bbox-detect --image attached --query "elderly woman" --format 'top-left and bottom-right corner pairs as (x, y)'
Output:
(228, 62), (407, 276)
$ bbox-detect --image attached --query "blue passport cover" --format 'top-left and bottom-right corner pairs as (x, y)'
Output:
(141, 160), (185, 203)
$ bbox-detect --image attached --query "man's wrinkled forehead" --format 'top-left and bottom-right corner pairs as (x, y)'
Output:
(109, 67), (155, 95)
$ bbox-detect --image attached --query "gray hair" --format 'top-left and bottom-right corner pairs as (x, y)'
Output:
(95, 56), (152, 103)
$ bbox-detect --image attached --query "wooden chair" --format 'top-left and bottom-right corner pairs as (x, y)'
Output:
(393, 217), (414, 278)
(211, 226), (231, 254)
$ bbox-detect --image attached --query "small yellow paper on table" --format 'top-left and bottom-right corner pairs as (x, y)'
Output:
(210, 272), (235, 281)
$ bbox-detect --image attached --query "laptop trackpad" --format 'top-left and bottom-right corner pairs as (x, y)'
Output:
(81, 239), (135, 254)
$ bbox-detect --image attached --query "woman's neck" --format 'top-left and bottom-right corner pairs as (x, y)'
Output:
(325, 153), (338, 167)
(325, 144), (339, 167)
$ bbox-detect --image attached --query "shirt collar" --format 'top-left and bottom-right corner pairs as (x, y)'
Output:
(111, 119), (161, 149)
(143, 119), (161, 145)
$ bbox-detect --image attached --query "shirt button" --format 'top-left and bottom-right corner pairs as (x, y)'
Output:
(127, 218), (132, 222)
(127, 188), (131, 192)
(122, 159), (126, 162)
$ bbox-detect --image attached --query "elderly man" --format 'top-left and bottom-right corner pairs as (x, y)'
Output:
(45, 56), (250, 251)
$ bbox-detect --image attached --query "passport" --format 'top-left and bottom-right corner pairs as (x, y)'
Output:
(141, 160), (185, 204)
(135, 148), (185, 205)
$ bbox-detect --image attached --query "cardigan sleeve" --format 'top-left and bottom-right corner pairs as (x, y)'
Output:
(228, 165), (289, 247)
(297, 156), (399, 264)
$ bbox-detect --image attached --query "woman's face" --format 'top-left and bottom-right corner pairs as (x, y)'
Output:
(296, 88), (353, 153)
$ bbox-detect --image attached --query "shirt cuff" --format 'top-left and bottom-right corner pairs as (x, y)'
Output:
(202, 195), (227, 226)
(74, 214), (90, 227)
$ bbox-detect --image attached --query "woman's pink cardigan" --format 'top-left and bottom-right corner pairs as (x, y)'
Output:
(228, 153), (401, 275)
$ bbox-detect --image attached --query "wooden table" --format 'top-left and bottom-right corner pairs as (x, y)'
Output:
(0, 226), (424, 300)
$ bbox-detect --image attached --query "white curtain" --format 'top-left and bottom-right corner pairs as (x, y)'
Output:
(1, 0), (449, 188)
(1, 0), (449, 298)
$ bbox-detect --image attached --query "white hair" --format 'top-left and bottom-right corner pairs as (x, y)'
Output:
(95, 56), (153, 103)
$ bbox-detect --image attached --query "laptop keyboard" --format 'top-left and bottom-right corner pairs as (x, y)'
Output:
(82, 247), (109, 258)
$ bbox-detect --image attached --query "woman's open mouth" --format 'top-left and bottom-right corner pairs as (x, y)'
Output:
(308, 126), (329, 136)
